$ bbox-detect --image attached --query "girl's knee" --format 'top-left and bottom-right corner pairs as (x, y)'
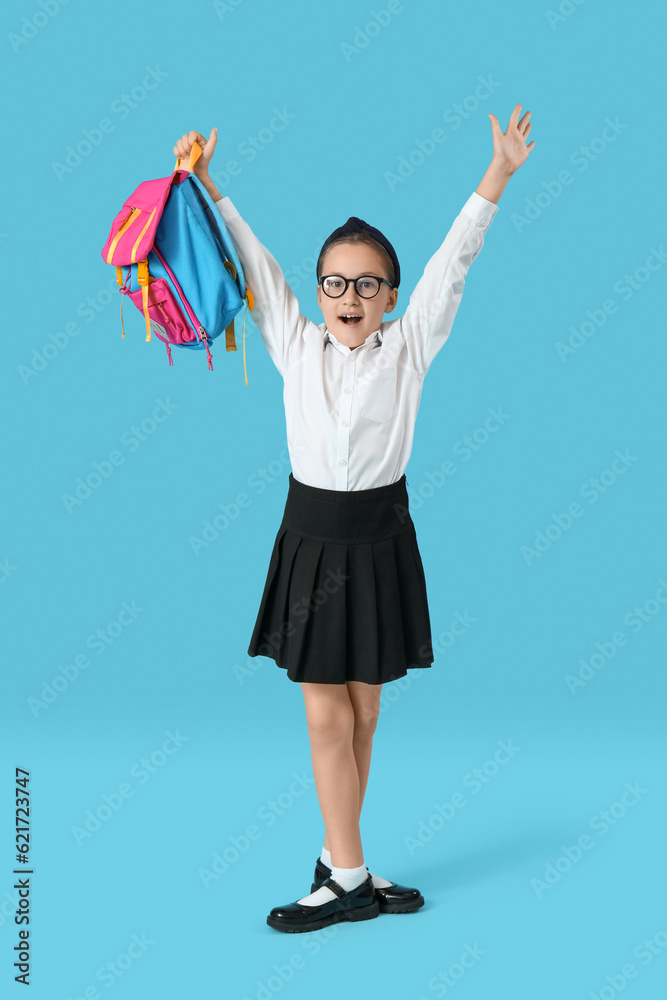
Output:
(346, 683), (381, 737)
(307, 710), (355, 744)
(303, 690), (355, 743)
(352, 704), (380, 738)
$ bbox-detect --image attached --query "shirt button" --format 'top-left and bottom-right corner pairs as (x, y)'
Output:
(338, 459), (347, 466)
(341, 420), (349, 427)
(343, 388), (352, 394)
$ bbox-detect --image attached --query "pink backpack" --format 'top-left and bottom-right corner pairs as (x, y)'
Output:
(101, 143), (254, 380)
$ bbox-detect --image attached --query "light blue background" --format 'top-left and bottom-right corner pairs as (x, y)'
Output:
(2, 0), (666, 997)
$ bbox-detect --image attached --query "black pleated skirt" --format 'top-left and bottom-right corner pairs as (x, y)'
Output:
(247, 473), (434, 685)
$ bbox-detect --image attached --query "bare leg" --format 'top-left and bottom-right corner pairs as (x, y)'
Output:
(322, 680), (382, 856)
(300, 681), (367, 869)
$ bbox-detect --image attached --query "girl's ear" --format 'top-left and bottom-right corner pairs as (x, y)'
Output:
(385, 287), (399, 313)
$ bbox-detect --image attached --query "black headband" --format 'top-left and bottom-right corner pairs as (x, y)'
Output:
(317, 216), (400, 288)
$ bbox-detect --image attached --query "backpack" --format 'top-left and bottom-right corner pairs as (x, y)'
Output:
(100, 142), (254, 382)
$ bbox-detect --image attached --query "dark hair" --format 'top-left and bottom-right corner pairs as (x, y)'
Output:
(317, 232), (395, 287)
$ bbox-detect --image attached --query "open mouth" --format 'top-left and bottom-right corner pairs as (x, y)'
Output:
(339, 314), (363, 326)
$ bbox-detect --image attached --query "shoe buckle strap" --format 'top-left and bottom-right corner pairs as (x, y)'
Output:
(321, 877), (346, 898)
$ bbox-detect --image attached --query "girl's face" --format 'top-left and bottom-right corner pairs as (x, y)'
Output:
(316, 243), (398, 348)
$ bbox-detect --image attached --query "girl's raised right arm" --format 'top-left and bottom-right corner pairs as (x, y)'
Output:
(173, 129), (308, 378)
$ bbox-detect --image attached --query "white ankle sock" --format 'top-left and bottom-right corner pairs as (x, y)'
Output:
(297, 861), (368, 906)
(319, 846), (392, 889)
(330, 863), (368, 892)
(296, 884), (338, 906)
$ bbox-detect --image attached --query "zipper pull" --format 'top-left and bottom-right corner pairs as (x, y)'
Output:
(200, 327), (214, 371)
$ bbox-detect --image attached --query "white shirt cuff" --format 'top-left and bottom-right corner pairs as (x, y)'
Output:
(462, 190), (499, 226)
(213, 195), (240, 222)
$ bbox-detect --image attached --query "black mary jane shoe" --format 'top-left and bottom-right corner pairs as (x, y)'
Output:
(266, 874), (380, 933)
(311, 857), (424, 914)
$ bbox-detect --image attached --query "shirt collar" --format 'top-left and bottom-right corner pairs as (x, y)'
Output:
(323, 326), (384, 352)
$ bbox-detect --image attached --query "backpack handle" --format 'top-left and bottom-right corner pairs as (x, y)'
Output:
(174, 141), (203, 173)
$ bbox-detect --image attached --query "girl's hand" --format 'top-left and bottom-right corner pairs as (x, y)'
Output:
(487, 104), (535, 175)
(172, 128), (218, 178)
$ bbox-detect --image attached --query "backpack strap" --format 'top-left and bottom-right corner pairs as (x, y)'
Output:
(221, 264), (255, 385)
(174, 142), (203, 174)
(222, 261), (239, 352)
(116, 266), (126, 340)
(243, 288), (254, 386)
(223, 297), (252, 385)
(107, 209), (142, 262)
(136, 259), (152, 341)
(241, 300), (248, 386)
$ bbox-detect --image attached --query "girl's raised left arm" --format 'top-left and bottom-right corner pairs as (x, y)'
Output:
(397, 104), (535, 378)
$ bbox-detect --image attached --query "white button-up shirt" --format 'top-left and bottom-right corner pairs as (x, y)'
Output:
(214, 191), (498, 491)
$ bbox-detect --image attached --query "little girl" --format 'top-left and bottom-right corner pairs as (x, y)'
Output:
(174, 105), (534, 934)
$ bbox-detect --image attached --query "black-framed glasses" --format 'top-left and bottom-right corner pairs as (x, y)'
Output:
(319, 274), (393, 299)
